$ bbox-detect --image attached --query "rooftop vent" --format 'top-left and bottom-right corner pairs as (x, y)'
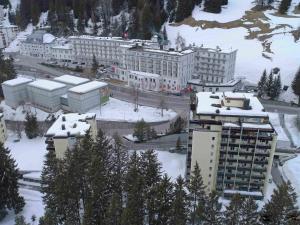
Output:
(73, 123), (77, 128)
(262, 109), (266, 112)
(211, 103), (222, 108)
(216, 109), (220, 114)
(210, 95), (220, 99)
(67, 131), (70, 136)
(227, 107), (231, 110)
(62, 124), (65, 130)
(62, 116), (66, 121)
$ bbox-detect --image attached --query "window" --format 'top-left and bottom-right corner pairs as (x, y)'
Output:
(209, 167), (212, 171)
(210, 152), (214, 156)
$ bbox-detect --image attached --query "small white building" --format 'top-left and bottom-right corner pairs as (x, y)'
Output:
(0, 113), (7, 143)
(121, 70), (162, 91)
(188, 79), (242, 93)
(20, 30), (56, 59)
(45, 113), (97, 159)
(2, 77), (33, 108)
(67, 81), (109, 113)
(54, 75), (90, 89)
(27, 79), (67, 112)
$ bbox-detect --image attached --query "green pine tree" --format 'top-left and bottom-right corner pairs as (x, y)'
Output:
(258, 69), (267, 98)
(14, 215), (30, 225)
(202, 191), (222, 225)
(0, 143), (25, 218)
(240, 197), (262, 225)
(133, 119), (151, 142)
(223, 194), (244, 225)
(261, 181), (300, 225)
(24, 113), (38, 139)
(121, 151), (145, 225)
(91, 54), (99, 75)
(292, 67), (300, 105)
(170, 176), (189, 225)
(266, 72), (274, 98)
(187, 162), (207, 225)
(153, 174), (174, 225)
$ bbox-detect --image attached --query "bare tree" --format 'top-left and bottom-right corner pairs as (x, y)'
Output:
(132, 85), (139, 112)
(158, 94), (167, 117)
(11, 121), (23, 139)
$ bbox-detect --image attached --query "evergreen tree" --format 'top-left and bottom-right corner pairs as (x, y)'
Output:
(266, 72), (274, 98)
(270, 75), (282, 99)
(166, 0), (176, 22)
(292, 67), (300, 105)
(141, 3), (153, 39)
(91, 54), (99, 75)
(121, 151), (145, 225)
(240, 197), (262, 225)
(0, 143), (25, 218)
(261, 181), (300, 225)
(223, 194), (244, 225)
(257, 69), (267, 98)
(24, 113), (38, 139)
(141, 150), (162, 225)
(133, 119), (151, 142)
(204, 0), (222, 13)
(83, 130), (112, 225)
(14, 215), (30, 225)
(153, 174), (174, 225)
(169, 116), (186, 134)
(170, 176), (188, 225)
(187, 162), (207, 225)
(202, 191), (222, 225)
(278, 0), (292, 14)
(175, 0), (194, 22)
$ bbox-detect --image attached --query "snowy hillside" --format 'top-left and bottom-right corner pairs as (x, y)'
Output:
(166, 0), (300, 100)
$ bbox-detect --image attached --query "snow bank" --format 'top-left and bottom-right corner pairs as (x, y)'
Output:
(89, 98), (177, 123)
(268, 113), (289, 142)
(192, 1), (254, 23)
(284, 114), (300, 147)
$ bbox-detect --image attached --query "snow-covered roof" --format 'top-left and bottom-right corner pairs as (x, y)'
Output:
(54, 75), (89, 86)
(130, 70), (161, 78)
(223, 122), (273, 130)
(43, 33), (55, 44)
(51, 43), (72, 50)
(2, 77), (32, 86)
(28, 79), (66, 91)
(196, 92), (268, 117)
(68, 81), (107, 94)
(130, 46), (194, 56)
(224, 189), (263, 197)
(46, 113), (96, 137)
(188, 79), (241, 87)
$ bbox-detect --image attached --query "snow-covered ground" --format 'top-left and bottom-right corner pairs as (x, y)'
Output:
(167, 0), (300, 102)
(1, 97), (176, 123)
(192, 1), (253, 23)
(282, 155), (300, 207)
(89, 98), (177, 122)
(268, 112), (290, 148)
(0, 188), (44, 225)
(284, 114), (300, 147)
(5, 132), (47, 171)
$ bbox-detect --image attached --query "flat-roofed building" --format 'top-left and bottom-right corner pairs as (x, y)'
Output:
(45, 113), (97, 159)
(67, 81), (109, 113)
(2, 77), (33, 108)
(187, 92), (277, 199)
(54, 75), (90, 89)
(0, 113), (7, 143)
(188, 79), (242, 93)
(27, 79), (67, 112)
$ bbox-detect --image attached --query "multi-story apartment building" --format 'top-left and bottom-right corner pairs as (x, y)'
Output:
(117, 44), (195, 92)
(187, 92), (277, 199)
(20, 30), (56, 59)
(0, 113), (7, 144)
(45, 113), (97, 159)
(193, 47), (237, 83)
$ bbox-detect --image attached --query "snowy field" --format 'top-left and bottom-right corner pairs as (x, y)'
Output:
(284, 114), (300, 147)
(1, 98), (177, 123)
(5, 132), (47, 171)
(89, 98), (177, 122)
(167, 0), (300, 102)
(282, 155), (300, 207)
